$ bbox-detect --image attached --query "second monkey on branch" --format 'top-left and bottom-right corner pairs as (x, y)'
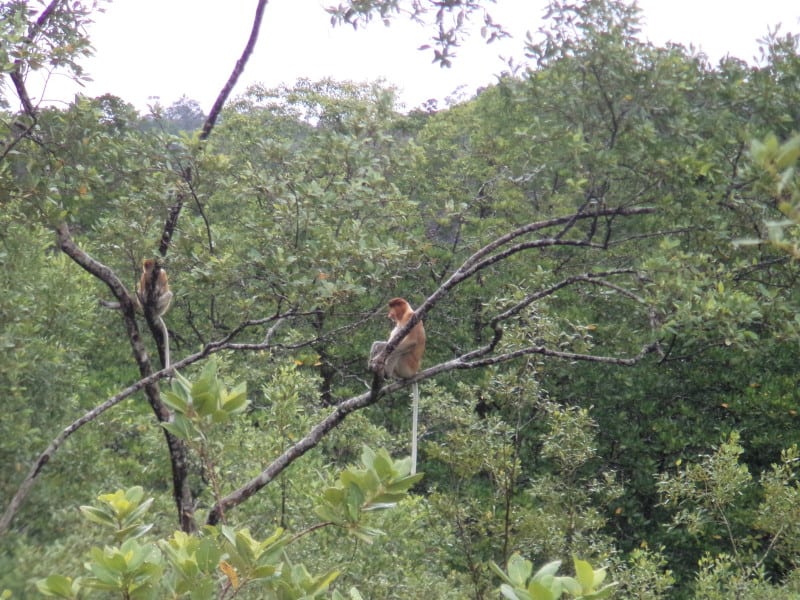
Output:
(136, 258), (173, 371)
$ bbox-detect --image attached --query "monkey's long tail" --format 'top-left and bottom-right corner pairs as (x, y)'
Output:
(159, 317), (170, 371)
(411, 382), (419, 475)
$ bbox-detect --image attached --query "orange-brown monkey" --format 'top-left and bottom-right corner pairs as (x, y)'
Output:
(370, 297), (426, 379)
(137, 259), (173, 370)
(369, 297), (426, 474)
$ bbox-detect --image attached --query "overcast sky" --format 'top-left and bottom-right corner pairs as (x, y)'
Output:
(27, 0), (800, 113)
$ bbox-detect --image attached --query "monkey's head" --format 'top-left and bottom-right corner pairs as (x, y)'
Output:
(387, 297), (411, 323)
(142, 258), (168, 276)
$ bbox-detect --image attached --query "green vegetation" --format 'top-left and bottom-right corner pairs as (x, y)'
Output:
(3, 0), (800, 597)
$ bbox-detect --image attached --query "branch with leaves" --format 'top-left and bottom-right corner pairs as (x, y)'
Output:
(1, 0), (662, 541)
(3, 205), (660, 534)
(326, 0), (509, 67)
(209, 205), (659, 523)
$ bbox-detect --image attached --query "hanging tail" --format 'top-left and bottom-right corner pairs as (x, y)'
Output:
(411, 381), (419, 475)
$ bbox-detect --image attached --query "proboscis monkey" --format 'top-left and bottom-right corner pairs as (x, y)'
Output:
(370, 297), (426, 379)
(369, 297), (426, 474)
(136, 258), (173, 370)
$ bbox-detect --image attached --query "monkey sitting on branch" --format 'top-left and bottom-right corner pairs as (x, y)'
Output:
(136, 258), (173, 370)
(368, 297), (426, 474)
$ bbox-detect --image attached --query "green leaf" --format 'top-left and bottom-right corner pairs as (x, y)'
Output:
(384, 472), (423, 493)
(490, 560), (513, 585)
(362, 501), (398, 511)
(573, 556), (595, 590)
(499, 583), (524, 600)
(116, 523), (153, 541)
(122, 497), (154, 527)
(222, 382), (248, 413)
(307, 569), (340, 595)
(79, 505), (116, 528)
(507, 553), (533, 586)
(344, 483), (364, 522)
(582, 583), (619, 599)
(532, 560), (561, 581)
(528, 580), (556, 600)
(250, 564), (278, 579)
(35, 575), (76, 598)
(161, 389), (190, 414)
(161, 414), (202, 442)
(233, 529), (258, 564)
(360, 445), (377, 469)
(195, 537), (222, 573)
(349, 525), (383, 544)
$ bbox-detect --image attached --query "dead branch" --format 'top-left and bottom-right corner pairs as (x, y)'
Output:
(160, 0), (269, 270)
(7, 207), (658, 534)
(0, 364), (171, 536)
(200, 0), (269, 141)
(211, 208), (658, 523)
(9, 0), (63, 117)
(207, 383), (379, 524)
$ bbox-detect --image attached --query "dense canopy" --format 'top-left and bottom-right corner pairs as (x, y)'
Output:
(2, 1), (800, 598)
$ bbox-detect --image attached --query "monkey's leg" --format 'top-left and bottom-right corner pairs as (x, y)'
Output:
(368, 341), (387, 372)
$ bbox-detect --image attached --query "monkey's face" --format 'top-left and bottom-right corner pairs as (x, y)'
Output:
(388, 306), (405, 323)
(387, 298), (410, 324)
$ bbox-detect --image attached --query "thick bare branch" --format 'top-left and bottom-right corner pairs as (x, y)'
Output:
(208, 382), (382, 525)
(211, 211), (658, 523)
(2, 0), (64, 154)
(7, 210), (659, 534)
(9, 0), (63, 116)
(200, 0), (269, 140)
(458, 341), (661, 369)
(14, 207), (658, 532)
(160, 0), (269, 266)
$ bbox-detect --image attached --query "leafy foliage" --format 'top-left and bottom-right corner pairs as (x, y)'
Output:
(4, 0), (800, 598)
(490, 553), (616, 600)
(37, 443), (418, 599)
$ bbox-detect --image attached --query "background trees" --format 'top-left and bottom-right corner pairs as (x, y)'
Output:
(2, 0), (800, 597)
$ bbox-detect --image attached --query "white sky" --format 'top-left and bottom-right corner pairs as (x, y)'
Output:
(25, 0), (800, 113)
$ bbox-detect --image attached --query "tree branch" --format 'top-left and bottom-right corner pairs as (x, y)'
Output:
(211, 208), (657, 523)
(207, 334), (659, 525)
(9, 0), (63, 117)
(7, 206), (658, 533)
(491, 270), (645, 326)
(0, 308), (293, 537)
(372, 206), (655, 373)
(55, 223), (198, 531)
(200, 0), (269, 141)
(159, 0), (270, 267)
(207, 380), (383, 525)
(0, 364), (173, 536)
